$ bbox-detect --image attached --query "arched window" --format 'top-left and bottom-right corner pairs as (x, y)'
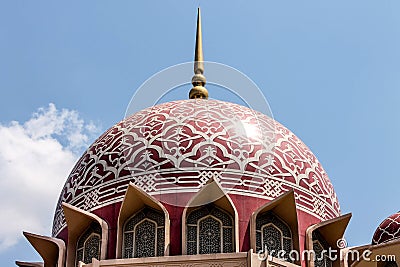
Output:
(186, 204), (234, 255)
(123, 206), (165, 258)
(76, 222), (102, 266)
(312, 231), (332, 267)
(256, 211), (292, 262)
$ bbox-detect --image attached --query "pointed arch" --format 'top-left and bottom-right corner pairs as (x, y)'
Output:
(116, 182), (170, 258)
(23, 232), (65, 267)
(306, 213), (351, 267)
(182, 178), (239, 254)
(250, 190), (300, 264)
(62, 203), (108, 267)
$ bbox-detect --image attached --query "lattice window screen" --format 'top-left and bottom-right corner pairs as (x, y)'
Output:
(123, 206), (165, 258)
(186, 204), (234, 255)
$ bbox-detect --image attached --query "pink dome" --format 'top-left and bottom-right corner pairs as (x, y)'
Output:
(372, 212), (400, 244)
(52, 99), (340, 256)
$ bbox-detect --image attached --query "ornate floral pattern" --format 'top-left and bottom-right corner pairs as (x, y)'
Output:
(187, 205), (234, 255)
(52, 99), (340, 236)
(76, 222), (102, 266)
(312, 231), (332, 267)
(372, 212), (400, 245)
(256, 211), (292, 262)
(123, 206), (165, 258)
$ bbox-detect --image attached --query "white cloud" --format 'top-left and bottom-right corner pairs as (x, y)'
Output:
(0, 103), (100, 251)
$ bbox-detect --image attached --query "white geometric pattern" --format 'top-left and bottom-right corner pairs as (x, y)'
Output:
(372, 212), (400, 244)
(52, 99), (340, 236)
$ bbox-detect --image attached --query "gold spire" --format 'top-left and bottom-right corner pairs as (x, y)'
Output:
(194, 7), (204, 75)
(189, 7), (208, 99)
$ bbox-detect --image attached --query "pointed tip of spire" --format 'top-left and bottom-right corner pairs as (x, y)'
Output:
(190, 7), (208, 100)
(194, 7), (204, 73)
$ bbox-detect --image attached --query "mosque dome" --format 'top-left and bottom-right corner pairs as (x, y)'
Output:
(50, 9), (342, 259)
(15, 7), (351, 267)
(52, 99), (340, 252)
(372, 211), (400, 245)
(16, 8), (350, 267)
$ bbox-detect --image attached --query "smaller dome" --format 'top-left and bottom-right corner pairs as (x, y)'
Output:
(372, 211), (400, 245)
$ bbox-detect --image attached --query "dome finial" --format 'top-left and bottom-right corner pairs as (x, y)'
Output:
(189, 7), (209, 100)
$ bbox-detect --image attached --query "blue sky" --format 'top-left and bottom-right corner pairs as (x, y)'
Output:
(1, 0), (400, 266)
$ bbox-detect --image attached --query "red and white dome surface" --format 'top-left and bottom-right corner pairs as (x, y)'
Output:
(372, 212), (400, 245)
(52, 99), (340, 244)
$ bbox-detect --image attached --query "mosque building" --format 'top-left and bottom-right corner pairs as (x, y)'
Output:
(16, 8), (400, 267)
